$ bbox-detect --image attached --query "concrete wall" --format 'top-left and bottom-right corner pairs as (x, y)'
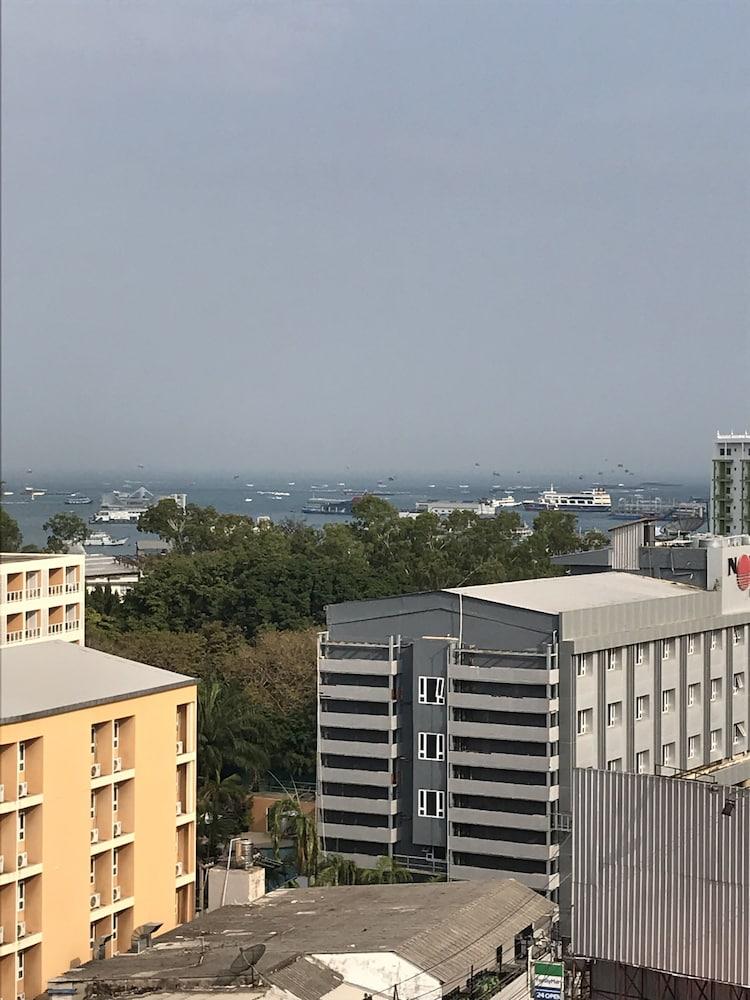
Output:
(207, 866), (265, 910)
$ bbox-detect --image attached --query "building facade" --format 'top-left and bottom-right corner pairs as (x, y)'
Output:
(316, 537), (750, 906)
(1, 554), (85, 648)
(0, 642), (197, 998)
(711, 431), (750, 535)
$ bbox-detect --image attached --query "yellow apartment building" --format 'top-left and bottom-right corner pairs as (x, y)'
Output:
(1, 554), (85, 648)
(0, 641), (197, 997)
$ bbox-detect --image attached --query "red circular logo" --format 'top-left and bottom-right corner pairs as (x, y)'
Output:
(737, 554), (750, 591)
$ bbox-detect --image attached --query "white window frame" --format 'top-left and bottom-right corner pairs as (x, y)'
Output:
(607, 650), (619, 671)
(710, 729), (721, 752)
(606, 758), (622, 772)
(711, 631), (718, 651)
(113, 849), (119, 878)
(418, 676), (445, 705)
(18, 741), (26, 773)
(734, 722), (746, 745)
(734, 673), (745, 694)
(635, 695), (649, 721)
(113, 720), (120, 750)
(90, 791), (96, 821)
(661, 639), (671, 661)
(417, 789), (445, 818)
(607, 702), (621, 728)
(90, 725), (97, 756)
(636, 750), (649, 774)
(17, 879), (25, 912)
(17, 951), (24, 982)
(417, 732), (445, 761)
(661, 743), (675, 767)
(733, 627), (743, 646)
(113, 784), (119, 813)
(688, 735), (699, 759)
(662, 689), (674, 714)
(711, 678), (721, 703)
(17, 809), (26, 842)
(687, 683), (700, 707)
(635, 643), (644, 665)
(687, 635), (695, 655)
(90, 857), (96, 886)
(577, 709), (591, 736)
(576, 655), (586, 677)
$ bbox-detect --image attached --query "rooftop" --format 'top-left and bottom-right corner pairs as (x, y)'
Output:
(447, 571), (700, 614)
(60, 881), (553, 995)
(0, 552), (84, 565)
(0, 641), (195, 724)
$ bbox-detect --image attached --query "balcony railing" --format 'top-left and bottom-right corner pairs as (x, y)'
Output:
(25, 588), (41, 600)
(5, 630), (24, 643)
(64, 619), (80, 632)
(25, 628), (41, 639)
(49, 622), (64, 634)
(5, 591), (23, 602)
(65, 582), (79, 593)
(48, 584), (64, 596)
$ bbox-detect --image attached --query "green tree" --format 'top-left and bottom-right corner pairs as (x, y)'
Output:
(267, 796), (320, 879)
(315, 853), (359, 886)
(0, 508), (23, 551)
(355, 855), (412, 885)
(43, 512), (88, 552)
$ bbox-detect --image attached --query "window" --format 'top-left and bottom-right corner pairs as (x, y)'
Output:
(661, 743), (675, 767)
(733, 627), (744, 646)
(418, 732), (445, 761)
(113, 784), (119, 813)
(636, 750), (650, 774)
(112, 911), (119, 939)
(90, 725), (97, 755)
(17, 952), (24, 982)
(17, 879), (25, 912)
(711, 631), (720, 651)
(418, 677), (445, 705)
(607, 702), (621, 728)
(577, 709), (592, 735)
(607, 758), (622, 771)
(90, 858), (96, 886)
(90, 791), (96, 821)
(711, 729), (722, 752)
(417, 789), (445, 818)
(113, 849), (119, 878)
(662, 689), (675, 714)
(688, 735), (700, 759)
(607, 649), (619, 671)
(711, 678), (722, 702)
(661, 639), (672, 661)
(734, 722), (746, 745)
(635, 643), (644, 665)
(18, 741), (26, 772)
(113, 720), (120, 750)
(576, 655), (586, 677)
(17, 810), (26, 842)
(688, 635), (696, 655)
(636, 695), (649, 721)
(734, 673), (745, 694)
(688, 683), (700, 707)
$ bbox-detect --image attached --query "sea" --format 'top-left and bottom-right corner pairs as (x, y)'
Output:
(1, 472), (710, 555)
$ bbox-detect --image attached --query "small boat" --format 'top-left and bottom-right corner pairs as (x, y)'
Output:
(84, 532), (128, 547)
(246, 483), (254, 488)
(244, 498), (253, 502)
(3, 491), (13, 496)
(288, 482), (296, 486)
(66, 495), (92, 505)
(458, 484), (470, 489)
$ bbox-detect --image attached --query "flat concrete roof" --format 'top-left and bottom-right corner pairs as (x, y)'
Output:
(1, 552), (83, 564)
(0, 641), (195, 724)
(59, 881), (554, 994)
(448, 571), (701, 614)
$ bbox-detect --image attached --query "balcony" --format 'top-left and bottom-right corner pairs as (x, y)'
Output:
(323, 822), (397, 844)
(319, 739), (397, 759)
(320, 711), (397, 732)
(450, 750), (557, 772)
(65, 582), (80, 594)
(64, 619), (80, 632)
(451, 718), (556, 743)
(449, 776), (556, 801)
(450, 806), (548, 830)
(320, 656), (398, 677)
(24, 589), (41, 600)
(321, 795), (399, 815)
(48, 622), (63, 634)
(4, 630), (24, 644)
(320, 766), (393, 787)
(319, 684), (392, 703)
(449, 834), (558, 861)
(450, 691), (553, 715)
(5, 590), (23, 603)
(24, 628), (41, 640)
(450, 663), (559, 686)
(448, 864), (556, 892)
(48, 584), (64, 596)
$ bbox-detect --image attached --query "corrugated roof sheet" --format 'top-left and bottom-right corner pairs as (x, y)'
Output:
(265, 957), (343, 1000)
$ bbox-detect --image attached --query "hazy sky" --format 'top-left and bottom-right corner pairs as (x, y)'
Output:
(2, 0), (748, 477)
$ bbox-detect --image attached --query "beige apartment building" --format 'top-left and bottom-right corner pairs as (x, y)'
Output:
(0, 641), (197, 997)
(1, 554), (85, 648)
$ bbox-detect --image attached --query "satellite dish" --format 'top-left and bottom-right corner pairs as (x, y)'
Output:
(230, 944), (266, 974)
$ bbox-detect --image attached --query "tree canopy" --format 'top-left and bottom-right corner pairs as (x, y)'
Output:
(43, 512), (89, 552)
(0, 509), (23, 551)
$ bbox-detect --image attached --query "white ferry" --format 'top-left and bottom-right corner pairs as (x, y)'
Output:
(522, 485), (612, 512)
(84, 531), (128, 547)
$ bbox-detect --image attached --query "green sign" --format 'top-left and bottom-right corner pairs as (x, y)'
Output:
(534, 962), (564, 1000)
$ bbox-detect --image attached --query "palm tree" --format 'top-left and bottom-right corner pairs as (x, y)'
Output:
(356, 855), (412, 885)
(315, 853), (359, 886)
(267, 796), (320, 879)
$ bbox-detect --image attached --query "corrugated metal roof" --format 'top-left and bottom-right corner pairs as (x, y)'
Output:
(265, 957), (343, 1000)
(572, 768), (750, 987)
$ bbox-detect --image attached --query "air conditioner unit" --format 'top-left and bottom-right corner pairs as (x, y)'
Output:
(112, 757), (122, 773)
(90, 828), (99, 844)
(89, 893), (101, 910)
(113, 821), (122, 837)
(0, 783), (4, 802)
(176, 801), (183, 816)
(176, 740), (184, 755)
(112, 885), (121, 902)
(175, 861), (183, 877)
(16, 922), (26, 939)
(18, 782), (27, 799)
(90, 763), (101, 779)
(17, 853), (27, 870)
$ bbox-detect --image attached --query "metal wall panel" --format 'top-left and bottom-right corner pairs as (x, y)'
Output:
(572, 768), (750, 987)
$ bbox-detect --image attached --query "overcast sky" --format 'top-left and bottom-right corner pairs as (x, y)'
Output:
(2, 0), (748, 477)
